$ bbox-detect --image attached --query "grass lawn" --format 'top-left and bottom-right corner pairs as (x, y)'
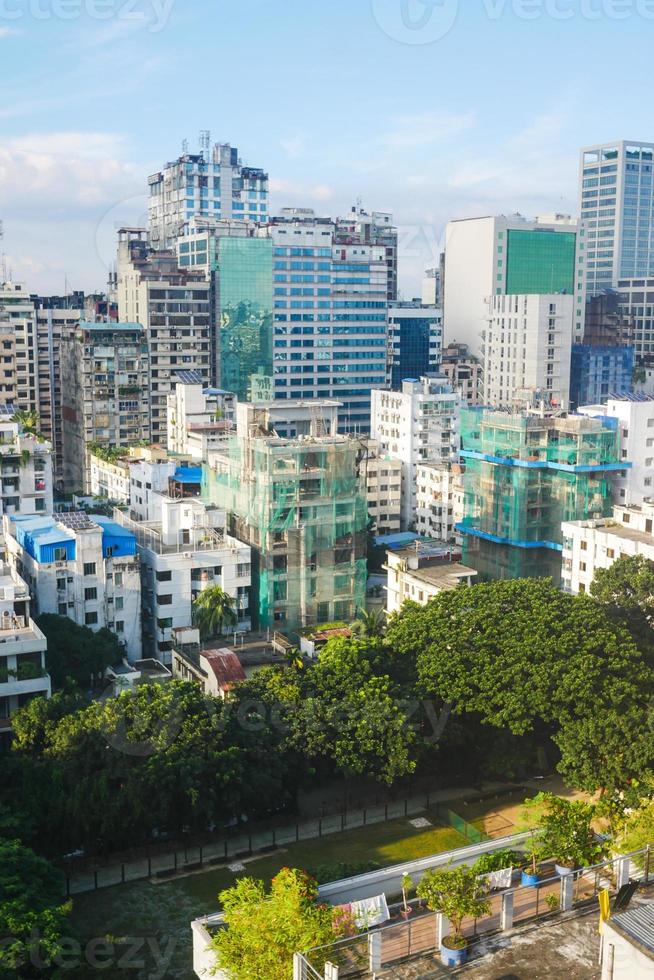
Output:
(70, 811), (466, 979)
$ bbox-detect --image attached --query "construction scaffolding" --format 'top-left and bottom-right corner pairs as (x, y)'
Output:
(203, 433), (368, 635)
(457, 408), (623, 582)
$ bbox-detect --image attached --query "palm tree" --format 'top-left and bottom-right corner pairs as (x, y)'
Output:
(11, 410), (40, 437)
(350, 607), (387, 638)
(192, 586), (238, 641)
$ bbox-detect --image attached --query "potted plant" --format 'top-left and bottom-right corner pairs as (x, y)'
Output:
(538, 794), (604, 877)
(516, 793), (550, 887)
(417, 864), (491, 967)
(400, 873), (413, 919)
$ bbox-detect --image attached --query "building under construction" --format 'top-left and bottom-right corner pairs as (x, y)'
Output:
(456, 405), (624, 583)
(203, 400), (368, 635)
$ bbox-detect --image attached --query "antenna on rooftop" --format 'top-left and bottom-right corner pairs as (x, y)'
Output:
(182, 138), (189, 155)
(199, 130), (211, 161)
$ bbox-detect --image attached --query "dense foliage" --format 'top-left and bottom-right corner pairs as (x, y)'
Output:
(212, 868), (344, 980)
(4, 578), (654, 860)
(0, 839), (71, 977)
(37, 615), (125, 692)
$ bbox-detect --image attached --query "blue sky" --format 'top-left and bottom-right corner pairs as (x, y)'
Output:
(0, 0), (652, 294)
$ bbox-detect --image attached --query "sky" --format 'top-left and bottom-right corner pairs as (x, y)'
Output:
(0, 0), (653, 296)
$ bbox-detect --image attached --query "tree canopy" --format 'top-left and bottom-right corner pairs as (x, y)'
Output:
(591, 554), (654, 654)
(37, 614), (125, 692)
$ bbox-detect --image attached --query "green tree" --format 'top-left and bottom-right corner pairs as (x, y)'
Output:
(416, 864), (491, 950)
(590, 554), (654, 651)
(616, 796), (654, 860)
(386, 579), (654, 792)
(555, 708), (654, 796)
(0, 839), (71, 977)
(37, 614), (124, 691)
(534, 792), (604, 869)
(192, 585), (237, 640)
(350, 607), (387, 638)
(212, 868), (342, 980)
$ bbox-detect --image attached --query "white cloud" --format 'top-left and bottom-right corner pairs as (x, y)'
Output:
(269, 178), (335, 207)
(381, 111), (476, 150)
(280, 135), (307, 159)
(0, 27), (19, 39)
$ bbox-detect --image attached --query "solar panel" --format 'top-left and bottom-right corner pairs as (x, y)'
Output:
(57, 512), (97, 531)
(174, 370), (204, 385)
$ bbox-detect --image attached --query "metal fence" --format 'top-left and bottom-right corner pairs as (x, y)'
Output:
(296, 845), (653, 980)
(63, 791), (487, 896)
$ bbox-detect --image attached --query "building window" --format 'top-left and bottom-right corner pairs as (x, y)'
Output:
(158, 594), (173, 606)
(114, 572), (123, 587)
(115, 621), (124, 633)
(84, 587), (97, 601)
(83, 562), (96, 576)
(54, 547), (67, 562)
(85, 612), (98, 626)
(581, 541), (587, 551)
(115, 597), (124, 611)
(156, 570), (172, 582)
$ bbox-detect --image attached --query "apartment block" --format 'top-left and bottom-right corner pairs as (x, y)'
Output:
(5, 512), (142, 661)
(360, 442), (402, 536)
(385, 542), (477, 616)
(0, 408), (54, 527)
(148, 139), (268, 249)
(483, 293), (574, 409)
(443, 213), (584, 353)
(205, 400), (368, 633)
(167, 372), (236, 460)
(577, 394), (654, 506)
(60, 321), (151, 493)
(458, 406), (622, 583)
(116, 229), (212, 446)
(371, 377), (462, 530)
(415, 461), (464, 543)
(115, 498), (251, 663)
(562, 503), (654, 595)
(440, 343), (483, 406)
(0, 564), (50, 735)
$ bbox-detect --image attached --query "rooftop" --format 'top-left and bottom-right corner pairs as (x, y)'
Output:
(611, 901), (654, 959)
(401, 561), (478, 591)
(201, 649), (246, 690)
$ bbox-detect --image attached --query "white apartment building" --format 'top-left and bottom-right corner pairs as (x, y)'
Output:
(561, 503), (654, 595)
(167, 371), (236, 459)
(415, 461), (465, 543)
(371, 377), (462, 530)
(115, 498), (251, 663)
(128, 450), (202, 523)
(577, 394), (654, 506)
(116, 229), (213, 447)
(483, 293), (574, 409)
(89, 453), (132, 503)
(5, 512), (142, 661)
(360, 442), (402, 536)
(148, 140), (269, 249)
(0, 563), (49, 735)
(0, 408), (54, 531)
(385, 542), (477, 615)
(440, 343), (483, 406)
(443, 213), (585, 353)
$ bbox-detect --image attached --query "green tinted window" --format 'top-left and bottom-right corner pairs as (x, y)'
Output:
(505, 230), (576, 294)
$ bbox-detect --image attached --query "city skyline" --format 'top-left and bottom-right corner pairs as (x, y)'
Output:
(1, 0), (654, 294)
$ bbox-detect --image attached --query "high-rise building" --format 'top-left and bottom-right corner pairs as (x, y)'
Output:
(457, 404), (622, 583)
(334, 207), (398, 302)
(0, 282), (39, 414)
(579, 140), (654, 298)
(204, 400), (368, 633)
(60, 321), (151, 493)
(270, 209), (389, 433)
(387, 301), (442, 390)
(443, 214), (584, 354)
(167, 370), (236, 460)
(116, 229), (212, 447)
(0, 407), (54, 530)
(176, 218), (273, 398)
(422, 266), (442, 307)
(371, 377), (462, 530)
(483, 293), (574, 409)
(148, 140), (269, 250)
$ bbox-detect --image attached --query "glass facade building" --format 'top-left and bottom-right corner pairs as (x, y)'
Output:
(388, 304), (442, 390)
(505, 229), (576, 295)
(570, 344), (634, 409)
(579, 141), (654, 298)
